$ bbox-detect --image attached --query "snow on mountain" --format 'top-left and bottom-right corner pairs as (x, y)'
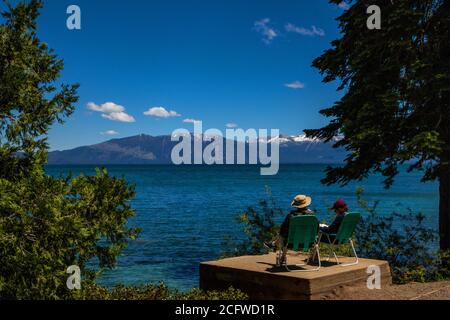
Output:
(48, 133), (346, 164)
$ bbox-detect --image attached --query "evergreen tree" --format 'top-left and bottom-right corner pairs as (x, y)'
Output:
(0, 1), (139, 299)
(306, 0), (450, 250)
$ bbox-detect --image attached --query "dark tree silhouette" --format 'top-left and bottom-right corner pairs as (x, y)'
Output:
(306, 0), (450, 250)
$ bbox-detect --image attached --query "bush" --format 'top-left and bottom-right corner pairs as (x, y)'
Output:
(353, 187), (450, 283)
(0, 168), (140, 299)
(221, 187), (282, 258)
(74, 283), (248, 300)
(0, 0), (141, 299)
(173, 287), (248, 300)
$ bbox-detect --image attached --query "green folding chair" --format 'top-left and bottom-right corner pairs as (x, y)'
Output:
(278, 215), (321, 272)
(319, 212), (361, 266)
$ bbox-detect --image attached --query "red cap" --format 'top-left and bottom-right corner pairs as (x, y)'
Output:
(331, 199), (347, 209)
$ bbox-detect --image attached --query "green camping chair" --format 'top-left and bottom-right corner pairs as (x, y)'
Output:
(277, 215), (321, 272)
(319, 212), (361, 266)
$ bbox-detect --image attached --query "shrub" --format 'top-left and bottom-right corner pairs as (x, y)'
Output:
(221, 187), (282, 258)
(74, 283), (248, 300)
(0, 0), (141, 299)
(353, 187), (449, 283)
(0, 168), (140, 299)
(173, 287), (248, 300)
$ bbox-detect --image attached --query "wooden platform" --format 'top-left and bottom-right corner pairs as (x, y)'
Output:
(200, 252), (392, 300)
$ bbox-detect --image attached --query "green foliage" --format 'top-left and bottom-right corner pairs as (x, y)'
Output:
(0, 168), (140, 299)
(0, 1), (140, 299)
(0, 0), (79, 180)
(306, 0), (450, 250)
(73, 283), (248, 300)
(75, 283), (172, 300)
(221, 188), (282, 257)
(305, 0), (450, 186)
(172, 287), (248, 301)
(353, 187), (450, 283)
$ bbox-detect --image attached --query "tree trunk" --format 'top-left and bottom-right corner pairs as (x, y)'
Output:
(439, 164), (450, 251)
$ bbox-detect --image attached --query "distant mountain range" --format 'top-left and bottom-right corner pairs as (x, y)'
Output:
(47, 134), (347, 165)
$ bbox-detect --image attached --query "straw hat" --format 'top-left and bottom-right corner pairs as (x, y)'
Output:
(291, 194), (312, 209)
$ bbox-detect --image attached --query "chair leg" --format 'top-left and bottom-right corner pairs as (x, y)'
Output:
(337, 239), (359, 267)
(330, 243), (340, 264)
(312, 233), (322, 262)
(285, 244), (321, 272)
(324, 234), (338, 263)
(286, 245), (321, 272)
(296, 248), (313, 266)
(311, 247), (317, 262)
(326, 243), (332, 261)
(328, 238), (359, 267)
(283, 249), (307, 271)
(315, 244), (321, 269)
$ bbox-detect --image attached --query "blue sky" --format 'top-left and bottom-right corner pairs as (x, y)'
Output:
(31, 0), (348, 150)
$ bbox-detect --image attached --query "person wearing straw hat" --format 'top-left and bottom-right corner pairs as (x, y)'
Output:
(264, 194), (315, 252)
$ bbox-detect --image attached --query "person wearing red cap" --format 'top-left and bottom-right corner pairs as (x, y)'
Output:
(319, 199), (348, 238)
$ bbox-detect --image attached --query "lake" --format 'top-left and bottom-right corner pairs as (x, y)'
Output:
(45, 164), (439, 291)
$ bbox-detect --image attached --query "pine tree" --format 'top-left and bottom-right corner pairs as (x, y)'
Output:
(306, 0), (450, 250)
(0, 1), (139, 299)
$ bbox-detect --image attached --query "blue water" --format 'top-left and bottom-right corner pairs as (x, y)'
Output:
(45, 164), (439, 291)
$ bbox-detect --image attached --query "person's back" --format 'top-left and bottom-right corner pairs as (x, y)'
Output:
(264, 194), (314, 251)
(279, 207), (314, 239)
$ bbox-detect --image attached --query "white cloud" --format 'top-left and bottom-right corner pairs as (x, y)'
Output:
(338, 2), (350, 10)
(226, 123), (238, 128)
(87, 102), (135, 123)
(102, 112), (135, 123)
(285, 81), (305, 89)
(143, 106), (181, 118)
(254, 18), (278, 44)
(101, 130), (119, 136)
(87, 102), (125, 113)
(285, 23), (325, 37)
(183, 118), (202, 124)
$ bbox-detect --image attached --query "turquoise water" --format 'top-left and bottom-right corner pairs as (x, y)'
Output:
(45, 164), (439, 291)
